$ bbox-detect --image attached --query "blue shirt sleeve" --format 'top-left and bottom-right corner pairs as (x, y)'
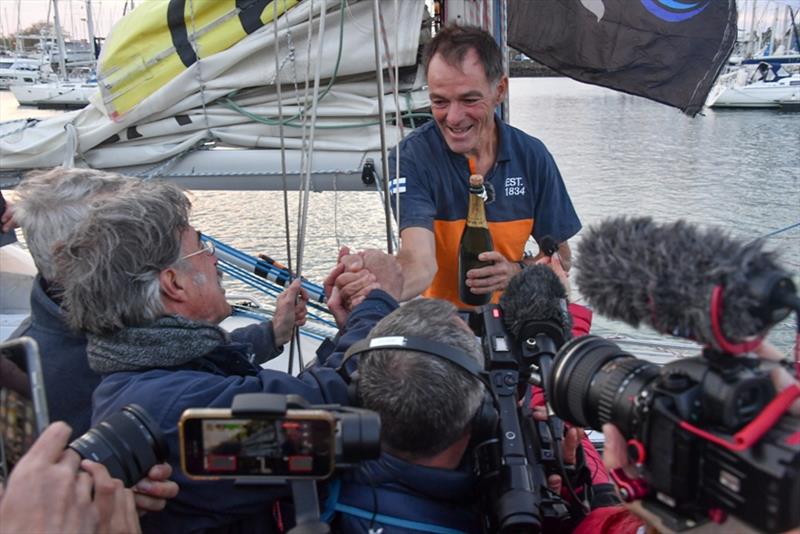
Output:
(530, 145), (582, 243)
(389, 141), (436, 232)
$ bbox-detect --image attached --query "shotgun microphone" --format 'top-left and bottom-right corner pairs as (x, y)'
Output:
(500, 264), (572, 348)
(574, 216), (797, 351)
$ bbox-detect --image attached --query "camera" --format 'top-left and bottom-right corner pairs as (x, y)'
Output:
(0, 337), (167, 488)
(550, 335), (800, 532)
(70, 404), (169, 487)
(462, 305), (582, 534)
(178, 393), (380, 481)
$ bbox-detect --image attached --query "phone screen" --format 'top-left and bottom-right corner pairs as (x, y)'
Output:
(181, 413), (336, 479)
(0, 338), (49, 481)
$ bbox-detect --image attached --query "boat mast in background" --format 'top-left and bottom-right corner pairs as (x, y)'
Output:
(50, 0), (67, 78)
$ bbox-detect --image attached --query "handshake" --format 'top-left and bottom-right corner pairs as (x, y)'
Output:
(323, 247), (404, 328)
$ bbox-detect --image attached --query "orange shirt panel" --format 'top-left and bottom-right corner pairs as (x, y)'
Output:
(423, 219), (534, 308)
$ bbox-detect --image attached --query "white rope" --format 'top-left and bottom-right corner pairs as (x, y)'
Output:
(371, 0), (394, 254)
(294, 0), (316, 276)
(187, 0), (212, 135)
(273, 0), (303, 371)
(296, 0), (329, 277)
(392, 0), (402, 242)
(273, 0), (293, 275)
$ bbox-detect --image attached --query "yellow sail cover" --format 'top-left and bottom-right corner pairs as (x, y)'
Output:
(97, 0), (299, 120)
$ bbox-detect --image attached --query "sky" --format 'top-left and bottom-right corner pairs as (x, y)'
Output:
(1, 0), (799, 41)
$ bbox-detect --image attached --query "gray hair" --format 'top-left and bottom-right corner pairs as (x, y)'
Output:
(12, 167), (129, 282)
(55, 180), (191, 335)
(423, 25), (504, 84)
(359, 298), (485, 459)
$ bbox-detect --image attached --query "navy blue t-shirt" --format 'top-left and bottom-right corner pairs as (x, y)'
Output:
(389, 119), (581, 306)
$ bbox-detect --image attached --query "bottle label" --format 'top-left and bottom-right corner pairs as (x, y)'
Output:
(466, 196), (489, 228)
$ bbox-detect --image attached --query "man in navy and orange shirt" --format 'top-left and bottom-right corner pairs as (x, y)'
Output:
(389, 24), (581, 307)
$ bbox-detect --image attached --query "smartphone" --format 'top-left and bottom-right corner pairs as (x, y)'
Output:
(0, 337), (49, 480)
(179, 408), (337, 480)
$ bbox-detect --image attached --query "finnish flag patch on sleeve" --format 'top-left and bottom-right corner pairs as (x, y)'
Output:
(389, 177), (407, 194)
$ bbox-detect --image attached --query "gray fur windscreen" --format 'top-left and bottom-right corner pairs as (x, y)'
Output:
(500, 264), (571, 342)
(575, 216), (786, 349)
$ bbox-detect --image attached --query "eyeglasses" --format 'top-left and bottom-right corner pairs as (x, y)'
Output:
(179, 239), (216, 261)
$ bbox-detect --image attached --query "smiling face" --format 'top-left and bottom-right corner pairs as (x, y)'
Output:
(176, 226), (231, 324)
(427, 48), (507, 161)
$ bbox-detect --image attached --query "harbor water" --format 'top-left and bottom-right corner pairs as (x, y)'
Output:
(1, 77), (798, 354)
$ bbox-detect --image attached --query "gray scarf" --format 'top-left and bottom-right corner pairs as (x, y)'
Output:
(87, 315), (230, 374)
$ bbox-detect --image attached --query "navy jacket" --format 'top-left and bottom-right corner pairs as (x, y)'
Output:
(330, 453), (480, 534)
(92, 290), (398, 534)
(9, 276), (290, 441)
(9, 275), (96, 439)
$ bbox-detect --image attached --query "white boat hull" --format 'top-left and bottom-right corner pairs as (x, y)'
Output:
(707, 74), (800, 108)
(10, 81), (97, 108)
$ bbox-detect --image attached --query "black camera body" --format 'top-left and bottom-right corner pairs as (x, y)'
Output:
(551, 335), (800, 532)
(464, 305), (578, 534)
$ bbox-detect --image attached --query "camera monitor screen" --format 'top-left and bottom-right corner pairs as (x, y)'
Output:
(180, 410), (336, 479)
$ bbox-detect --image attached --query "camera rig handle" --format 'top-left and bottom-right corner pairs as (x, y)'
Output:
(231, 393), (311, 415)
(229, 393), (330, 534)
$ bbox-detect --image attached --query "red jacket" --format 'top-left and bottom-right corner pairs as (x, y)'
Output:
(530, 302), (611, 487)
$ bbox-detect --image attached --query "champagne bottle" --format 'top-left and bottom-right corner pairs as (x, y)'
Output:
(458, 172), (493, 306)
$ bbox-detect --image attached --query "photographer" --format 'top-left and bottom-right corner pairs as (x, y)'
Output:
(328, 298), (486, 533)
(54, 178), (401, 532)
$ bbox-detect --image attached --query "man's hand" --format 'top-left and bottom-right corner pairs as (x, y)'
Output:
(323, 260), (348, 330)
(131, 462), (179, 515)
(333, 251), (378, 312)
(332, 249), (402, 309)
(358, 249), (403, 303)
(531, 406), (583, 496)
(0, 422), (98, 533)
(535, 253), (571, 299)
(272, 279), (308, 346)
(465, 250), (518, 295)
(81, 459), (141, 534)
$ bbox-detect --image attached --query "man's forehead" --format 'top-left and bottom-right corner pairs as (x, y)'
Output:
(429, 48), (486, 75)
(180, 225), (200, 242)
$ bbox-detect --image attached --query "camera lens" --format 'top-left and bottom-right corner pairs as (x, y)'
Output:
(337, 409), (381, 464)
(550, 335), (660, 435)
(69, 404), (168, 487)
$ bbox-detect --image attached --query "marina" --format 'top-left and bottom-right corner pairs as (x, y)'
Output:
(2, 73), (798, 355)
(0, 2), (799, 532)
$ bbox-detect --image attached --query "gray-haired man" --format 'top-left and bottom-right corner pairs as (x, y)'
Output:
(54, 178), (399, 532)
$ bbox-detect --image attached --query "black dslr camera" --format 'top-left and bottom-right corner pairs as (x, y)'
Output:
(550, 336), (800, 532)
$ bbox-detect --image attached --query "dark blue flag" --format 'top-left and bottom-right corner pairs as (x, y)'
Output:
(508, 0), (737, 116)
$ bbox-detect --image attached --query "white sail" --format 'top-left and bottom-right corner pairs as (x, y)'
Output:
(1, 0), (428, 187)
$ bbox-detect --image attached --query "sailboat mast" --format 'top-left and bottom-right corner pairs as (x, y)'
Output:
(749, 0), (757, 56)
(85, 0), (97, 57)
(51, 0), (68, 77)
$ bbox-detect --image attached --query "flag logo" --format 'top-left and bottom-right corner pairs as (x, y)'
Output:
(640, 0), (710, 22)
(389, 177), (406, 194)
